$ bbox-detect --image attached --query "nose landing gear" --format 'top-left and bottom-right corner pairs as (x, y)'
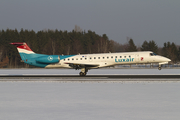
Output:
(158, 67), (162, 70)
(158, 64), (162, 70)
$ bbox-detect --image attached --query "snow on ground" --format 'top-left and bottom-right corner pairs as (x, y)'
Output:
(0, 69), (180, 120)
(0, 81), (180, 120)
(0, 68), (180, 75)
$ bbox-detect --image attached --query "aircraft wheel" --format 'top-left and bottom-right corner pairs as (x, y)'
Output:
(79, 72), (86, 76)
(79, 72), (83, 76)
(158, 67), (161, 70)
(84, 72), (87, 76)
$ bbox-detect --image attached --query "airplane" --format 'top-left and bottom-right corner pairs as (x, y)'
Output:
(10, 42), (171, 76)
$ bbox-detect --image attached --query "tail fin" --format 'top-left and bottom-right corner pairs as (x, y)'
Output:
(10, 42), (35, 61)
(10, 42), (34, 54)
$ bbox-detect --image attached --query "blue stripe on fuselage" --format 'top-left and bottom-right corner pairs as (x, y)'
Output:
(19, 53), (76, 68)
(60, 55), (76, 60)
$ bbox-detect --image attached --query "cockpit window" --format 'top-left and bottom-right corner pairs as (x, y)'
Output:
(150, 53), (157, 56)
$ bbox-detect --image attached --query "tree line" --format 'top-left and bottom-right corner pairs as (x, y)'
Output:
(0, 28), (113, 68)
(0, 28), (180, 68)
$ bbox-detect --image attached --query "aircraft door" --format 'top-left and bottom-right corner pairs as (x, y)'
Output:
(135, 54), (139, 63)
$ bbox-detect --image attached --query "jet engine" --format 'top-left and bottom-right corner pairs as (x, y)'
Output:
(36, 55), (60, 64)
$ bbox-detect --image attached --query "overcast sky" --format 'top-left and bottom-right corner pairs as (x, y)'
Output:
(1, 0), (180, 47)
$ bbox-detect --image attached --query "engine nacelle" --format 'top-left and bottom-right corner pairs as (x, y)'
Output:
(36, 55), (60, 64)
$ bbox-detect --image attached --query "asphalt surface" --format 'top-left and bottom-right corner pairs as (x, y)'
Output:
(0, 74), (180, 81)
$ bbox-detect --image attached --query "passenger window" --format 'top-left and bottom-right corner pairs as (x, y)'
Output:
(72, 58), (74, 60)
(76, 58), (78, 60)
(85, 58), (87, 60)
(80, 58), (82, 60)
(98, 57), (100, 59)
(94, 57), (96, 59)
(107, 57), (109, 59)
(115, 56), (117, 58)
(129, 56), (131, 58)
(124, 56), (126, 58)
(68, 59), (70, 61)
(111, 56), (113, 58)
(103, 57), (105, 59)
(120, 56), (122, 58)
(64, 59), (65, 61)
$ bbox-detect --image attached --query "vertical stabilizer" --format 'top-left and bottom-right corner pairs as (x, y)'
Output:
(10, 42), (35, 61)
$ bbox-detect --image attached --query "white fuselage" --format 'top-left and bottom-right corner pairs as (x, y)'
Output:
(45, 51), (171, 68)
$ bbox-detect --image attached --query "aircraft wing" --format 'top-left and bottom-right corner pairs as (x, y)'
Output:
(64, 62), (99, 69)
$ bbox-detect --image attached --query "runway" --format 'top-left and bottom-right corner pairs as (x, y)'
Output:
(0, 74), (180, 81)
(0, 69), (180, 81)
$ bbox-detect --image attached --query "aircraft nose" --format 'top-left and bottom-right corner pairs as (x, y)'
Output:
(166, 58), (171, 62)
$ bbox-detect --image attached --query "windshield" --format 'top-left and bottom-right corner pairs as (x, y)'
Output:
(150, 53), (157, 56)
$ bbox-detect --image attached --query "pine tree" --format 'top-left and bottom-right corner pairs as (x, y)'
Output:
(126, 39), (137, 52)
(178, 47), (180, 62)
(141, 40), (158, 53)
(162, 42), (178, 63)
(141, 41), (149, 51)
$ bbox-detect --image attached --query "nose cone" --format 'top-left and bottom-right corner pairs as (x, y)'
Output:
(167, 58), (171, 62)
(157, 56), (171, 65)
(164, 57), (171, 62)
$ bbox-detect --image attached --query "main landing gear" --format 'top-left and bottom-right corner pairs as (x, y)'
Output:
(79, 68), (88, 76)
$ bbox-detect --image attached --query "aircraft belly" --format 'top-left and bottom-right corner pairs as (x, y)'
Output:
(45, 63), (70, 68)
(98, 62), (114, 68)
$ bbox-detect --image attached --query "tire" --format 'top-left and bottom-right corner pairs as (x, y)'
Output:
(79, 72), (86, 76)
(158, 67), (161, 70)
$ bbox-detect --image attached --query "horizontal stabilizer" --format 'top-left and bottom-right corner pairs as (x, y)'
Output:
(10, 42), (24, 46)
(10, 42), (33, 53)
